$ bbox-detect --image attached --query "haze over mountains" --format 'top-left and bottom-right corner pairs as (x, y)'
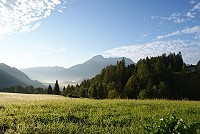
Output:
(21, 55), (134, 83)
(0, 63), (43, 88)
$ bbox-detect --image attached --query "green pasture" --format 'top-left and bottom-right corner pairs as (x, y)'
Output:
(0, 93), (199, 133)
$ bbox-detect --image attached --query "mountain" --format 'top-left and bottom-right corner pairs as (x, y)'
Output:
(21, 55), (134, 83)
(20, 66), (66, 83)
(0, 63), (44, 88)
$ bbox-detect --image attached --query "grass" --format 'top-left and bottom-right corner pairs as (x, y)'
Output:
(0, 92), (200, 133)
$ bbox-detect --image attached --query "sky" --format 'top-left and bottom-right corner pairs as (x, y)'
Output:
(0, 0), (200, 69)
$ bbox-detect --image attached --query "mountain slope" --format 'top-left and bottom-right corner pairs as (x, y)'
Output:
(0, 63), (44, 88)
(0, 69), (27, 88)
(21, 55), (134, 82)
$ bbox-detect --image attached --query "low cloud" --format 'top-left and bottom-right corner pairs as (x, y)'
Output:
(103, 40), (200, 65)
(0, 0), (67, 35)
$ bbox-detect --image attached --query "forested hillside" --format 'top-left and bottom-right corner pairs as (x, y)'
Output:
(62, 52), (200, 100)
(1, 52), (199, 100)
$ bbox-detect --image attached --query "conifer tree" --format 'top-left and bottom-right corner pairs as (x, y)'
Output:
(53, 80), (61, 95)
(47, 85), (53, 94)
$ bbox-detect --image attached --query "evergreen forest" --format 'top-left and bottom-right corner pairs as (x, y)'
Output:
(62, 52), (200, 100)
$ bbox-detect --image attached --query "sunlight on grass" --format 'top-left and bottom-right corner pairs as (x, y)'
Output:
(0, 93), (199, 133)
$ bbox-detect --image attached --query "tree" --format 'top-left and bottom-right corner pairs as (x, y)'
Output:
(124, 74), (140, 99)
(88, 83), (98, 99)
(197, 60), (200, 73)
(175, 52), (183, 72)
(78, 86), (88, 98)
(34, 87), (45, 94)
(157, 81), (168, 98)
(47, 85), (53, 94)
(26, 85), (35, 94)
(97, 83), (106, 99)
(185, 75), (200, 100)
(61, 86), (68, 96)
(137, 62), (150, 80)
(53, 80), (61, 95)
(138, 89), (151, 99)
(116, 58), (126, 93)
(106, 81), (118, 99)
(108, 89), (119, 99)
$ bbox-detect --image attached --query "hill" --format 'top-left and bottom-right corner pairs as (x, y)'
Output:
(21, 55), (134, 82)
(0, 63), (44, 88)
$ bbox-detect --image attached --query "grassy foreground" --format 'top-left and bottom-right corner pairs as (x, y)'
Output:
(0, 93), (199, 133)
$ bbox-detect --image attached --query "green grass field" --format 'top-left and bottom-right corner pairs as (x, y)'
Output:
(0, 93), (200, 133)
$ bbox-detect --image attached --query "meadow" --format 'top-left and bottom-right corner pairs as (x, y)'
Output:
(0, 93), (199, 133)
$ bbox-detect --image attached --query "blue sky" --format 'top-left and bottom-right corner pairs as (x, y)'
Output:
(0, 0), (200, 68)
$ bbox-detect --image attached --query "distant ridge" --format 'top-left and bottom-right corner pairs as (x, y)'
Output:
(0, 63), (44, 88)
(21, 55), (134, 83)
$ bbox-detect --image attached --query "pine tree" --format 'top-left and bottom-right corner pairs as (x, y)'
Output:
(53, 80), (61, 95)
(47, 85), (53, 94)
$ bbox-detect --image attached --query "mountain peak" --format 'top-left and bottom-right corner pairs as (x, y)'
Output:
(21, 55), (134, 82)
(0, 63), (9, 67)
(91, 55), (104, 60)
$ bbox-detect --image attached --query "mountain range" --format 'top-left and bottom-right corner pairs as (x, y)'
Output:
(21, 55), (134, 83)
(0, 63), (43, 88)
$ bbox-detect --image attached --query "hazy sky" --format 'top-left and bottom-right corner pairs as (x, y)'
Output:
(0, 0), (200, 69)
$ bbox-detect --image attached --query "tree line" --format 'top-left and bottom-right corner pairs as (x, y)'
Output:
(1, 52), (199, 100)
(0, 80), (61, 95)
(62, 52), (200, 100)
